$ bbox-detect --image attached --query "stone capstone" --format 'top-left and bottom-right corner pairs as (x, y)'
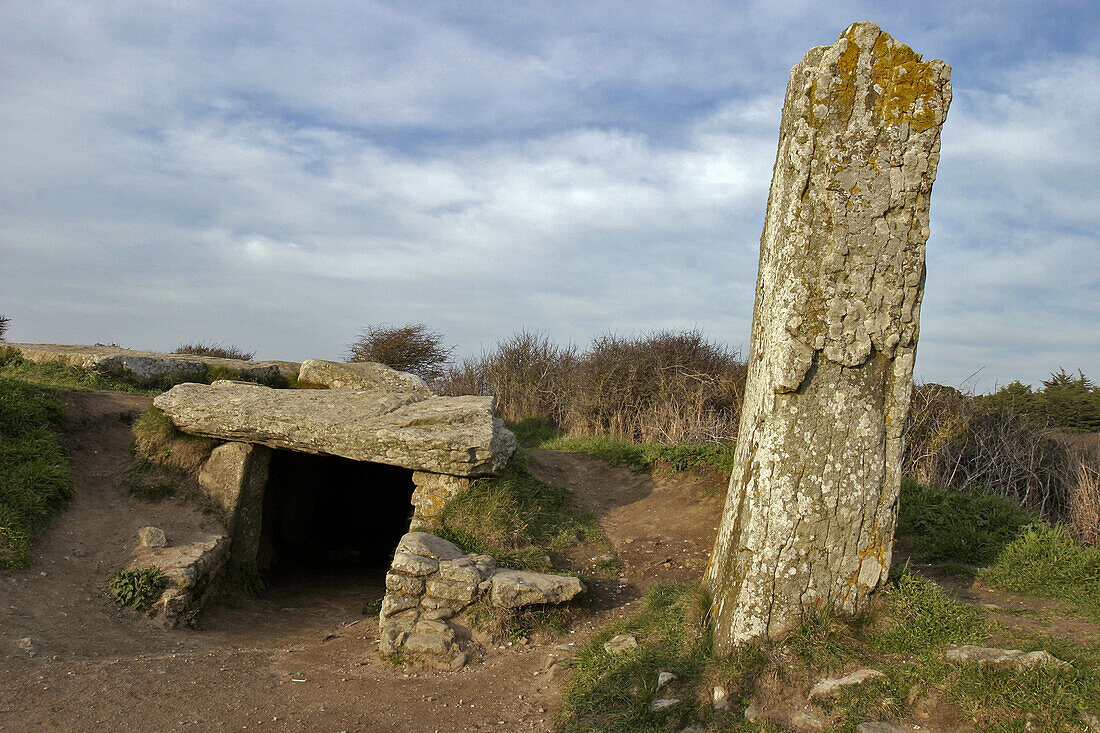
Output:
(7, 343), (297, 387)
(379, 532), (585, 659)
(154, 381), (516, 477)
(297, 359), (434, 397)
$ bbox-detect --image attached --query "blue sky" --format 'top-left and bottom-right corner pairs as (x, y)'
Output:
(1, 1), (1097, 391)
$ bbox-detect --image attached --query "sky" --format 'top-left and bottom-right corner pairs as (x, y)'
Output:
(1, 1), (1097, 392)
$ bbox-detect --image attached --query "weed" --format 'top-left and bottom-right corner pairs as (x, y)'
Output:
(108, 566), (167, 612)
(0, 377), (73, 569)
(362, 596), (384, 616)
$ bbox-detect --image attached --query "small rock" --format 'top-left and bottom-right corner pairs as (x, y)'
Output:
(449, 652), (468, 670)
(16, 637), (36, 655)
(545, 664), (569, 683)
(743, 701), (763, 721)
(857, 724), (909, 733)
(791, 710), (830, 732)
(603, 634), (638, 655)
(137, 526), (167, 548)
(1082, 711), (1100, 732)
(650, 698), (681, 711)
(945, 644), (1072, 672)
(712, 685), (731, 711)
(809, 668), (885, 699)
(657, 671), (677, 689)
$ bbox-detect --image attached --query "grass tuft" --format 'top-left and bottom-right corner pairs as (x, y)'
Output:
(132, 406), (218, 477)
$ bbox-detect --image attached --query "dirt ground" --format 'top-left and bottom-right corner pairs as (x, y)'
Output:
(0, 391), (729, 732)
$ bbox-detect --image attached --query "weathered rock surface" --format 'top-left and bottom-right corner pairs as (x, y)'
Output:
(154, 381), (516, 476)
(129, 534), (229, 628)
(197, 442), (271, 570)
(379, 532), (584, 659)
(6, 343), (297, 386)
(410, 472), (473, 530)
(297, 359), (434, 396)
(856, 723), (909, 733)
(808, 668), (885, 699)
(137, 526), (168, 548)
(944, 644), (1072, 671)
(603, 634), (639, 655)
(706, 21), (952, 649)
(490, 569), (586, 608)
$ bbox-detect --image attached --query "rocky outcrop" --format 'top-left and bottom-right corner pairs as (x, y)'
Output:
(155, 381), (516, 477)
(6, 343), (297, 386)
(379, 533), (585, 661)
(297, 359), (434, 396)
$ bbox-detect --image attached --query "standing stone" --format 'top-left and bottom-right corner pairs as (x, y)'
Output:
(705, 22), (950, 651)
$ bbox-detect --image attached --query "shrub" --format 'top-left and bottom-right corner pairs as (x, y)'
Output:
(173, 342), (255, 361)
(0, 314), (9, 341)
(978, 369), (1100, 431)
(346, 323), (454, 381)
(108, 566), (167, 612)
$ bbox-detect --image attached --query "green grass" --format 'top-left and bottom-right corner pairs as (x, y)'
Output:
(433, 451), (604, 570)
(983, 523), (1100, 620)
(540, 433), (738, 473)
(557, 572), (1098, 732)
(0, 376), (74, 569)
(897, 477), (1036, 567)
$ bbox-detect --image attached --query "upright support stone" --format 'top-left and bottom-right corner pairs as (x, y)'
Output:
(705, 22), (951, 651)
(198, 442), (271, 571)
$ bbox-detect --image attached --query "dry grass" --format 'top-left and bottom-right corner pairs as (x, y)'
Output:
(173, 342), (255, 361)
(441, 329), (746, 445)
(132, 406), (217, 476)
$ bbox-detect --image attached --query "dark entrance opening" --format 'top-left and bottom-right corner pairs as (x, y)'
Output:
(259, 450), (415, 580)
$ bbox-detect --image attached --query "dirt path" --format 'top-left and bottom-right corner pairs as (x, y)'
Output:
(0, 393), (729, 732)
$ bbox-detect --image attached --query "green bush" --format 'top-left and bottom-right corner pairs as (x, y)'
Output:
(108, 566), (168, 612)
(0, 377), (73, 569)
(897, 477), (1035, 566)
(978, 369), (1100, 431)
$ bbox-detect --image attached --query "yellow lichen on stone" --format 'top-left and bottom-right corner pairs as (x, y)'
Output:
(870, 33), (939, 132)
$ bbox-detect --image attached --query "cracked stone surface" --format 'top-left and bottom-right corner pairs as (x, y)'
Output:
(706, 21), (951, 649)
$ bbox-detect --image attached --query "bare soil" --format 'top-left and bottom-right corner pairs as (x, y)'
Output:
(0, 392), (727, 732)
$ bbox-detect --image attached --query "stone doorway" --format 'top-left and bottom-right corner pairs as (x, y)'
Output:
(259, 451), (416, 576)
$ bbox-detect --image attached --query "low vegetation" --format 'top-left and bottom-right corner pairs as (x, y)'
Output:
(132, 405), (218, 476)
(0, 376), (73, 569)
(0, 345), (151, 394)
(173, 341), (255, 361)
(108, 566), (167, 612)
(541, 433), (738, 474)
(433, 451), (604, 571)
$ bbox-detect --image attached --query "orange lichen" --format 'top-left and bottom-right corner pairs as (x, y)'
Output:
(870, 33), (939, 132)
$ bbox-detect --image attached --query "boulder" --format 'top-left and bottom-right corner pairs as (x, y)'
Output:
(489, 569), (586, 608)
(297, 359), (433, 396)
(808, 668), (885, 699)
(154, 381), (516, 476)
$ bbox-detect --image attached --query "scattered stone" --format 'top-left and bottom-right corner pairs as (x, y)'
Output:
(490, 569), (585, 608)
(791, 710), (830, 732)
(1081, 711), (1099, 732)
(137, 526), (168, 548)
(449, 652), (468, 670)
(857, 724), (909, 733)
(603, 634), (638, 655)
(154, 381), (516, 476)
(743, 701), (763, 722)
(657, 671), (677, 689)
(297, 359), (434, 396)
(808, 668), (885, 699)
(944, 644), (1072, 671)
(650, 698), (681, 711)
(712, 684), (731, 711)
(15, 637), (36, 655)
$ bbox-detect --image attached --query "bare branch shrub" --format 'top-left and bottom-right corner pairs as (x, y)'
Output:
(0, 314), (9, 341)
(174, 342), (255, 361)
(904, 382), (1099, 544)
(347, 323), (454, 382)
